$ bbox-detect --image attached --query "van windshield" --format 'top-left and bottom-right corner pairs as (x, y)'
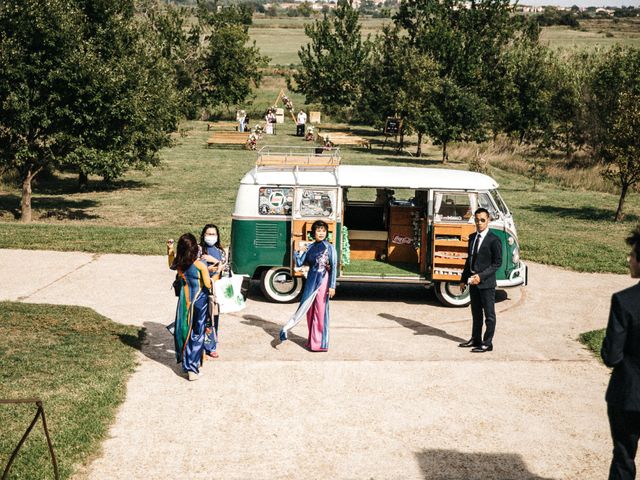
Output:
(489, 190), (509, 216)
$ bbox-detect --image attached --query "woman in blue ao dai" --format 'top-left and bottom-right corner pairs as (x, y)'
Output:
(280, 220), (337, 351)
(199, 224), (227, 358)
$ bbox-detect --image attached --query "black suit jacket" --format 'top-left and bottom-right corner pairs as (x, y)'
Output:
(461, 230), (502, 290)
(602, 283), (640, 411)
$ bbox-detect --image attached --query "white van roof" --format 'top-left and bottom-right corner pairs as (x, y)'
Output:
(240, 165), (498, 190)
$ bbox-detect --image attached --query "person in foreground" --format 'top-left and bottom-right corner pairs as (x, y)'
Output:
(279, 220), (337, 351)
(459, 207), (502, 353)
(167, 233), (212, 381)
(602, 226), (640, 480)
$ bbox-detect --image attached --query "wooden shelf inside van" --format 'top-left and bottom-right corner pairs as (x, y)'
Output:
(431, 223), (475, 282)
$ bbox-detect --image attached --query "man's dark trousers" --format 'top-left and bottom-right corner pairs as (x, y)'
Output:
(609, 406), (640, 479)
(296, 124), (305, 136)
(470, 285), (496, 346)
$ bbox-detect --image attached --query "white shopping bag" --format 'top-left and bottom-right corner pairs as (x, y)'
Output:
(214, 272), (247, 314)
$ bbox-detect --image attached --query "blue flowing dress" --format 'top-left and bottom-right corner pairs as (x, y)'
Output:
(174, 260), (211, 374)
(280, 240), (337, 350)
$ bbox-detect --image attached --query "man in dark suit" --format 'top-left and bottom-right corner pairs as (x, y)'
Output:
(458, 208), (502, 353)
(602, 227), (640, 480)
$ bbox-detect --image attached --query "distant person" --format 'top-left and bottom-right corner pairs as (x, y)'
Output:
(296, 109), (307, 137)
(459, 208), (502, 353)
(198, 224), (228, 359)
(280, 220), (337, 351)
(237, 110), (246, 132)
(167, 233), (211, 381)
(265, 109), (276, 135)
(602, 226), (640, 480)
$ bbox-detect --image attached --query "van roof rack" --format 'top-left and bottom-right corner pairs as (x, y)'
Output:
(256, 146), (341, 168)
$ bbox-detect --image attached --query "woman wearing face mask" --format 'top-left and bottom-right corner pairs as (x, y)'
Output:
(279, 220), (337, 352)
(199, 224), (228, 358)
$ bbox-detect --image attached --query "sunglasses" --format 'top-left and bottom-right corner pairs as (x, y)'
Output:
(474, 218), (488, 223)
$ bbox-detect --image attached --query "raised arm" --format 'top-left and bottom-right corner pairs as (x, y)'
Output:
(167, 239), (176, 269)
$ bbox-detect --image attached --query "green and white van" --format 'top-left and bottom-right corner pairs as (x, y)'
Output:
(230, 147), (527, 307)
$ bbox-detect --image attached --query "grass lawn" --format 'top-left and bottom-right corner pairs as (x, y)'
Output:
(0, 302), (142, 479)
(580, 328), (606, 361)
(1, 119), (640, 273)
(342, 259), (421, 276)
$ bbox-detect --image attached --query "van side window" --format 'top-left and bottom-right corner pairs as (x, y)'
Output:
(258, 187), (293, 215)
(434, 192), (477, 223)
(300, 189), (335, 217)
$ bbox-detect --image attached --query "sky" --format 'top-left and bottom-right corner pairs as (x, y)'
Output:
(516, 0), (639, 6)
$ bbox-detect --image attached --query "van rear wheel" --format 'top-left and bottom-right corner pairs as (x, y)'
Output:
(260, 267), (303, 303)
(434, 281), (470, 307)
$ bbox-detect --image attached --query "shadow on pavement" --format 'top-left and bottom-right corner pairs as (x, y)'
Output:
(120, 321), (184, 377)
(241, 314), (308, 350)
(378, 313), (465, 343)
(415, 449), (555, 480)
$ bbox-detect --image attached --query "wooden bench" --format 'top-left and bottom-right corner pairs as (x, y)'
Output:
(319, 132), (371, 150)
(207, 131), (251, 147)
(207, 121), (238, 131)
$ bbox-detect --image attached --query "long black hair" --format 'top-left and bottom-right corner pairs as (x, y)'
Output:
(175, 233), (199, 272)
(200, 224), (223, 250)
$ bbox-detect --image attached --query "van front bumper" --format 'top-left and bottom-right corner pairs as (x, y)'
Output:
(496, 262), (528, 288)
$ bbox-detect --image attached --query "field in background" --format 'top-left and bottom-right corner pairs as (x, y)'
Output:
(251, 17), (640, 67)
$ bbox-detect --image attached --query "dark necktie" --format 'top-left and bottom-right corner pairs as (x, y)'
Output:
(471, 234), (481, 271)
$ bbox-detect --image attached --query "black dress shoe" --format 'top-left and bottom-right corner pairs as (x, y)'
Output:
(458, 339), (477, 348)
(471, 345), (493, 353)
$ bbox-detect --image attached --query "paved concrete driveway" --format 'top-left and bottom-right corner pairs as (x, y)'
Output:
(0, 249), (630, 479)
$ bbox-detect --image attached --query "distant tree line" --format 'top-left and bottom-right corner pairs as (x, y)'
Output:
(0, 0), (268, 221)
(292, 0), (640, 221)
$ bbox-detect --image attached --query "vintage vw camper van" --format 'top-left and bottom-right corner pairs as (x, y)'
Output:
(230, 147), (527, 307)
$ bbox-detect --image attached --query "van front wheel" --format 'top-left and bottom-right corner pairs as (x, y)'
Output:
(260, 267), (303, 303)
(434, 281), (470, 307)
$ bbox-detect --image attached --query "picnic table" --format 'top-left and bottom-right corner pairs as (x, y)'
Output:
(317, 131), (371, 150)
(206, 131), (252, 148)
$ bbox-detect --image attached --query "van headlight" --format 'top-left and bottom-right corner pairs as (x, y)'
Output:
(512, 248), (520, 264)
(507, 237), (514, 246)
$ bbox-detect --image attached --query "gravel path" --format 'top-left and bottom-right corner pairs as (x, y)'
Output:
(0, 249), (630, 479)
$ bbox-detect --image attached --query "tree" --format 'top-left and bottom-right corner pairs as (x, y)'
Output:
(586, 47), (640, 221)
(495, 38), (557, 145)
(601, 92), (640, 221)
(0, 0), (182, 221)
(291, 0), (372, 116)
(392, 0), (522, 161)
(359, 25), (442, 156)
(194, 2), (269, 115)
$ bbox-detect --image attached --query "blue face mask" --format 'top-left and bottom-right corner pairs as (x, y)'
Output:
(204, 235), (217, 247)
